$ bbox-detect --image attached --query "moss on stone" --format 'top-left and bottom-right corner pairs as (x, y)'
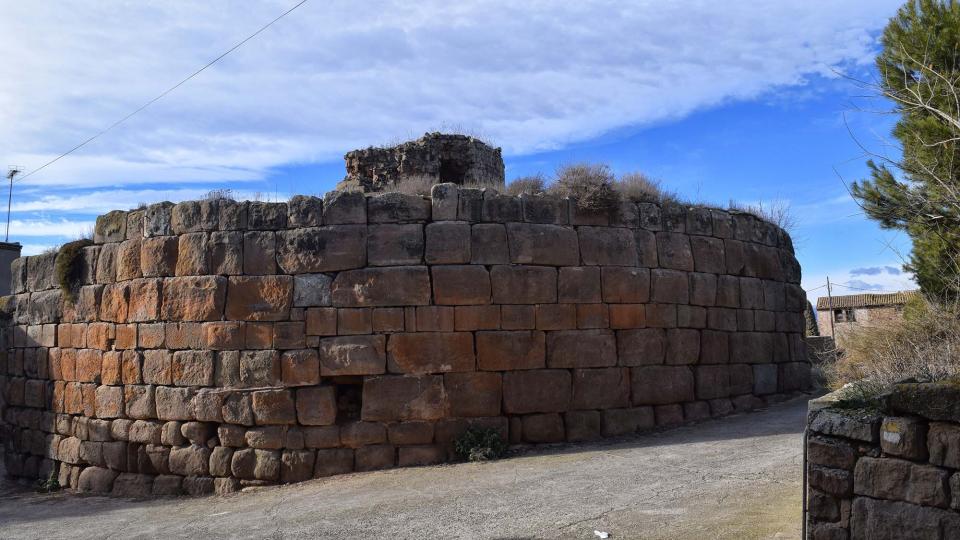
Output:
(55, 239), (93, 304)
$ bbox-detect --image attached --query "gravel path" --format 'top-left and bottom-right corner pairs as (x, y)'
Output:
(0, 396), (810, 539)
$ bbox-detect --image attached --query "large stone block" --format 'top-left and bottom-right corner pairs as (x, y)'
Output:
(572, 368), (630, 410)
(445, 372), (502, 417)
(431, 183), (458, 221)
(694, 365), (730, 400)
(361, 375), (448, 421)
(482, 191), (522, 222)
(546, 330), (617, 368)
(252, 389), (296, 425)
(522, 413), (565, 443)
(276, 226), (366, 273)
(323, 190), (366, 224)
(854, 457), (950, 508)
(879, 416), (928, 461)
(140, 236), (178, 277)
(319, 335), (386, 376)
(506, 223), (579, 266)
(367, 192), (431, 223)
(656, 232), (694, 271)
(287, 195), (323, 228)
(578, 226), (638, 266)
(476, 330), (545, 371)
(387, 332), (474, 374)
(890, 381), (960, 424)
(503, 370), (571, 414)
(174, 232), (208, 276)
(155, 386), (195, 421)
(470, 223), (509, 265)
(616, 328), (666, 366)
(809, 409), (881, 444)
(95, 385), (124, 419)
(927, 422), (960, 469)
(225, 275), (292, 321)
(651, 269), (690, 304)
(631, 366), (694, 405)
(665, 328), (699, 365)
(172, 350), (215, 386)
(161, 276), (227, 321)
(239, 350), (281, 386)
(807, 435), (857, 470)
(280, 349), (319, 386)
(490, 265), (557, 304)
(231, 448), (281, 481)
(124, 385), (156, 419)
(850, 496), (960, 540)
(331, 266), (431, 307)
(424, 221), (471, 264)
(367, 224), (424, 266)
(296, 386), (337, 425)
(77, 466), (118, 494)
(209, 231), (242, 275)
(521, 194), (568, 224)
(168, 445), (211, 476)
(432, 265), (491, 305)
(94, 210), (127, 244)
(281, 449), (316, 484)
(241, 231), (275, 275)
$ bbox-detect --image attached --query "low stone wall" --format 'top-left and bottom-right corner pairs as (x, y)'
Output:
(806, 383), (960, 539)
(1, 184), (810, 497)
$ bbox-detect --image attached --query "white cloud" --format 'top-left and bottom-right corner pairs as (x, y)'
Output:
(803, 265), (917, 299)
(7, 219), (95, 238)
(0, 0), (901, 190)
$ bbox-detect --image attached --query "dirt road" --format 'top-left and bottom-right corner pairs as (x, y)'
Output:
(0, 396), (809, 539)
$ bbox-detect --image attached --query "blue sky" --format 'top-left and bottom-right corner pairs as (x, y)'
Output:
(0, 0), (915, 301)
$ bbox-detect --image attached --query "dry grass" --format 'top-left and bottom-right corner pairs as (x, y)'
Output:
(728, 198), (797, 233)
(615, 172), (674, 203)
(549, 163), (622, 213)
(505, 175), (547, 196)
(206, 188), (235, 201)
(825, 297), (960, 399)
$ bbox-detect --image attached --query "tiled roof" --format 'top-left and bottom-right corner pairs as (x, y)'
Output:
(816, 290), (920, 310)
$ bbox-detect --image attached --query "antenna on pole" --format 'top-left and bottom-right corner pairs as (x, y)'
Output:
(6, 166), (21, 243)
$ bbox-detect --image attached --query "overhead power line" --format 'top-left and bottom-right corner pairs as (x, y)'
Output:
(14, 0), (310, 184)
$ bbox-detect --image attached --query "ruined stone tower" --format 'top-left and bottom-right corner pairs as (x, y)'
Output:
(338, 132), (505, 193)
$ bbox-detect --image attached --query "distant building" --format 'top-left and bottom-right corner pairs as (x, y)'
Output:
(816, 290), (920, 344)
(337, 132), (505, 193)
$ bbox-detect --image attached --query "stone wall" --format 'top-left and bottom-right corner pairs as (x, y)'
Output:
(806, 383), (960, 539)
(1, 184), (810, 497)
(339, 133), (505, 192)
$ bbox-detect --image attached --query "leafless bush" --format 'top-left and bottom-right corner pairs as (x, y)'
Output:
(615, 172), (673, 203)
(206, 188), (235, 201)
(728, 198), (798, 233)
(824, 297), (960, 399)
(505, 175), (548, 196)
(549, 163), (622, 213)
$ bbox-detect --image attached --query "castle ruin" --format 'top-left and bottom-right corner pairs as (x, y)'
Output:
(338, 132), (504, 192)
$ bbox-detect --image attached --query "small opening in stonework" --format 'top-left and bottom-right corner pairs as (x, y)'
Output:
(833, 308), (856, 323)
(333, 377), (363, 423)
(439, 159), (467, 184)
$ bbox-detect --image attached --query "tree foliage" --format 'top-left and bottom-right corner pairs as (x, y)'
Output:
(851, 0), (960, 298)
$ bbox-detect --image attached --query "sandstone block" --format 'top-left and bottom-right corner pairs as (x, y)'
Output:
(387, 332), (474, 374)
(355, 445), (395, 472)
(209, 230), (242, 275)
(572, 368), (630, 410)
(647, 303), (678, 327)
(665, 328), (699, 365)
(276, 226), (366, 273)
(156, 386), (195, 421)
(161, 276), (227, 321)
(445, 372), (502, 417)
(140, 236), (178, 277)
(239, 350), (280, 386)
(557, 267), (601, 303)
(280, 449), (316, 483)
(430, 265), (491, 305)
(752, 364), (778, 395)
(77, 466), (118, 494)
(453, 305), (500, 331)
(490, 265), (557, 304)
(319, 335), (386, 376)
(95, 385), (124, 419)
(246, 201), (287, 230)
(546, 329), (616, 368)
(314, 448), (355, 477)
(927, 422), (960, 469)
(241, 231), (275, 275)
(578, 226), (638, 266)
(482, 191), (521, 222)
(367, 224), (424, 266)
(323, 190), (366, 224)
(295, 386), (338, 426)
(850, 496), (960, 540)
(506, 223), (579, 266)
(521, 194), (568, 224)
(245, 426), (285, 449)
(231, 448), (280, 481)
(340, 421), (387, 447)
(694, 365), (730, 400)
(361, 375), (448, 422)
(431, 183), (458, 221)
(331, 266), (431, 307)
(95, 210), (127, 244)
(855, 457), (950, 508)
(224, 275), (292, 321)
(470, 223), (509, 264)
(656, 232), (694, 271)
(169, 445), (211, 476)
(503, 370), (571, 414)
(631, 366), (694, 405)
(175, 232), (209, 276)
(424, 221), (471, 263)
(367, 192), (431, 223)
(616, 328), (666, 365)
(287, 195), (323, 227)
(565, 410), (603, 442)
(809, 409), (881, 444)
(522, 413), (565, 443)
(651, 269), (690, 304)
(476, 330), (545, 371)
(252, 389), (296, 425)
(172, 350), (214, 386)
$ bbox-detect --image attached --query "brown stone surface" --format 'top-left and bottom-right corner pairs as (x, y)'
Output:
(387, 332), (474, 374)
(506, 223), (579, 266)
(319, 335), (386, 376)
(225, 276), (292, 321)
(331, 266), (431, 307)
(432, 265), (491, 305)
(162, 276), (227, 322)
(503, 370), (571, 414)
(276, 226), (366, 273)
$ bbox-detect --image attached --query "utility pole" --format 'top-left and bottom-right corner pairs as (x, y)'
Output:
(826, 276), (836, 343)
(5, 166), (20, 243)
